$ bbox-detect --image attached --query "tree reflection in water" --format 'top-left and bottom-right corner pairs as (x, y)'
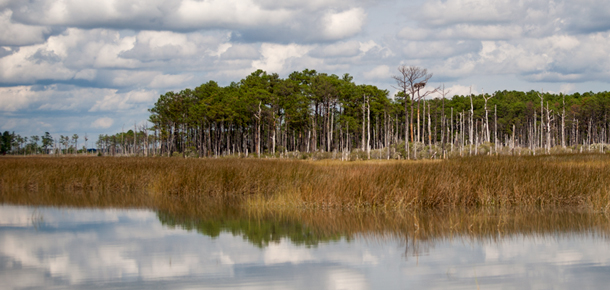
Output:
(156, 206), (610, 256)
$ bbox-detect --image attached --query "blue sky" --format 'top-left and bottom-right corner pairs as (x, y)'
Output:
(1, 0), (610, 140)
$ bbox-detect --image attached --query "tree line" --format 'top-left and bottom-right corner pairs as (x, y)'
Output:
(0, 132), (91, 155)
(4, 66), (610, 159)
(136, 67), (610, 159)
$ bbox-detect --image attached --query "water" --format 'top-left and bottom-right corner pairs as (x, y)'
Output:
(1, 205), (610, 289)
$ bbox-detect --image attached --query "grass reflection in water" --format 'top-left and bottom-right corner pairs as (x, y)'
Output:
(156, 205), (610, 253)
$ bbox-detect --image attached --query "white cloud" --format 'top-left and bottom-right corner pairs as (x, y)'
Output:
(399, 24), (523, 41)
(252, 43), (312, 73)
(89, 88), (157, 112)
(92, 35), (137, 69)
(363, 65), (390, 80)
(220, 43), (260, 60)
(441, 24), (524, 40)
(255, 0), (355, 11)
(74, 69), (97, 81)
(0, 28), (145, 85)
(211, 43), (232, 58)
(121, 31), (198, 61)
(359, 40), (379, 54)
(1, 0), (610, 138)
(470, 32), (610, 82)
(322, 8), (366, 40)
(559, 83), (575, 94)
(431, 54), (478, 79)
(0, 9), (51, 46)
(104, 70), (158, 88)
(0, 86), (42, 111)
(402, 40), (480, 59)
(445, 84), (479, 97)
(310, 41), (361, 58)
(0, 44), (74, 84)
(420, 0), (523, 27)
(149, 73), (193, 89)
(11, 0), (168, 28)
(547, 35), (580, 50)
(91, 117), (114, 129)
(397, 27), (430, 41)
(0, 83), (157, 129)
(6, 0), (372, 44)
(174, 0), (292, 29)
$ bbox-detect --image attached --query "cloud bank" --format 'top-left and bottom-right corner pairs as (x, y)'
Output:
(0, 0), (609, 139)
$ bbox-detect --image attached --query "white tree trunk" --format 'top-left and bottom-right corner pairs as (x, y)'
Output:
(562, 94), (566, 148)
(367, 96), (371, 160)
(427, 103), (432, 155)
(494, 105), (497, 153)
(469, 93), (474, 148)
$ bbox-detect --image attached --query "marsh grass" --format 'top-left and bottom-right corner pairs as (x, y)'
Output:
(4, 155), (610, 253)
(1, 154), (610, 211)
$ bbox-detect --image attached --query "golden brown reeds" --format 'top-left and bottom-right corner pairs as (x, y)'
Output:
(1, 154), (610, 211)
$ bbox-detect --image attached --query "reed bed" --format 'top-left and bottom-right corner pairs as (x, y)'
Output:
(1, 154), (610, 211)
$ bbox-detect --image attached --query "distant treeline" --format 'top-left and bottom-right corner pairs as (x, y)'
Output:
(115, 67), (608, 159)
(0, 131), (92, 155)
(4, 67), (610, 159)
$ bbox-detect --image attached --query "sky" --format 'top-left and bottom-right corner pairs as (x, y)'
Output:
(1, 0), (610, 141)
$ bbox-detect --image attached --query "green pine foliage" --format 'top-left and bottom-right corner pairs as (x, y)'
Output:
(135, 69), (610, 159)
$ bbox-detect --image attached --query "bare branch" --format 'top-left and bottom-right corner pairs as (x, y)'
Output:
(392, 65), (434, 101)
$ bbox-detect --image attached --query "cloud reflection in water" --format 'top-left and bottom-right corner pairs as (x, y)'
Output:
(1, 205), (610, 289)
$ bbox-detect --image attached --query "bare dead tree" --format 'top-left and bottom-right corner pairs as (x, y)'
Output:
(468, 87), (474, 154)
(450, 107), (454, 153)
(545, 102), (554, 154)
(427, 102), (432, 153)
(537, 90), (544, 150)
(438, 84), (451, 155)
(481, 90), (494, 143)
(494, 104), (498, 153)
(392, 66), (437, 159)
(561, 93), (566, 149)
(367, 95), (371, 160)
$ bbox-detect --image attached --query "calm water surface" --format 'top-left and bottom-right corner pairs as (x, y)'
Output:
(1, 205), (610, 289)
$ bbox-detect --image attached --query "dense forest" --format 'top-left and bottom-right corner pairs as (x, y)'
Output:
(3, 67), (610, 159)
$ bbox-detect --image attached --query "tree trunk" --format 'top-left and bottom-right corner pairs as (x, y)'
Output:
(450, 108), (453, 152)
(494, 105), (497, 153)
(367, 96), (371, 160)
(272, 117), (276, 155)
(562, 94), (566, 148)
(546, 102), (552, 154)
(469, 92), (474, 149)
(428, 102), (432, 152)
(362, 94), (366, 152)
(256, 102), (261, 157)
(405, 110), (410, 159)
